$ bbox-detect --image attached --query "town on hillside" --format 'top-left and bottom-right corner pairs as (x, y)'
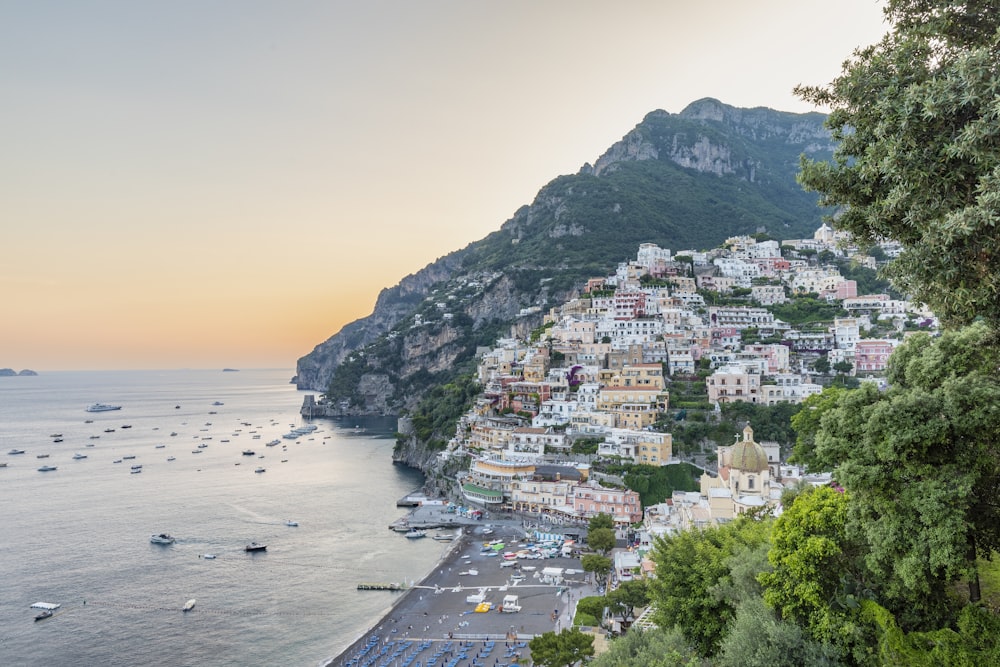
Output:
(405, 224), (934, 583)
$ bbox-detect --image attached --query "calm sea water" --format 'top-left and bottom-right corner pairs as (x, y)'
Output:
(0, 369), (448, 666)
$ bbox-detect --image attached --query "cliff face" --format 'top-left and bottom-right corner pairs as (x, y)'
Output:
(296, 99), (833, 414)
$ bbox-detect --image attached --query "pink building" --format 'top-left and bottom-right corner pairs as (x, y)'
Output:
(572, 480), (642, 524)
(855, 339), (895, 373)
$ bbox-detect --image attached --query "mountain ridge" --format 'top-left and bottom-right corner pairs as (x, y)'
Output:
(295, 100), (833, 410)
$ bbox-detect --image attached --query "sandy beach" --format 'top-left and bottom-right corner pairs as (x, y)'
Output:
(324, 509), (593, 667)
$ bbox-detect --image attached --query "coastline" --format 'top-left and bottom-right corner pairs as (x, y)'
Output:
(322, 509), (594, 667)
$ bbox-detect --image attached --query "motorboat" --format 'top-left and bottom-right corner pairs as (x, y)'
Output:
(183, 598), (196, 612)
(166, 456), (176, 461)
(49, 433), (63, 438)
(150, 533), (175, 544)
(130, 468), (142, 474)
(155, 444), (165, 449)
(122, 455), (136, 460)
(37, 465), (57, 472)
(212, 401), (224, 406)
(245, 542), (267, 552)
(34, 609), (54, 621)
(404, 530), (427, 539)
(242, 450), (255, 456)
(285, 520), (299, 527)
(8, 449), (25, 455)
(72, 453), (88, 460)
(36, 453), (49, 458)
(254, 467), (266, 473)
(202, 554), (216, 560)
(86, 403), (122, 412)
(120, 424), (132, 429)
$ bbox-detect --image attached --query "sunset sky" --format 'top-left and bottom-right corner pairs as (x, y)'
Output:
(1, 1), (889, 372)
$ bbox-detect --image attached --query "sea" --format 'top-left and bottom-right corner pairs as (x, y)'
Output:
(0, 369), (449, 666)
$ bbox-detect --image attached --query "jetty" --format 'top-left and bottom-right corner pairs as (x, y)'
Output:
(356, 582), (406, 591)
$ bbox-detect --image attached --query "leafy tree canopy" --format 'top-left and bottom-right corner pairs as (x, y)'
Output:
(797, 0), (1000, 327)
(528, 628), (595, 667)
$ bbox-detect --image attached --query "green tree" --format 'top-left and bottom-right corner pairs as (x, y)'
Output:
(797, 0), (1000, 327)
(716, 597), (842, 667)
(807, 325), (1000, 626)
(789, 386), (847, 470)
(832, 360), (853, 376)
(581, 554), (612, 586)
(528, 628), (595, 667)
(589, 513), (615, 532)
(813, 355), (831, 374)
(760, 485), (873, 659)
(605, 579), (650, 625)
(648, 517), (772, 656)
(589, 627), (703, 667)
(587, 527), (616, 555)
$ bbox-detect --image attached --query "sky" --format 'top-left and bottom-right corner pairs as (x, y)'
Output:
(0, 1), (890, 372)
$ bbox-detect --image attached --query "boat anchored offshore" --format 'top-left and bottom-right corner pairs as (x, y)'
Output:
(150, 533), (176, 544)
(183, 599), (196, 612)
(245, 542), (267, 552)
(86, 403), (122, 412)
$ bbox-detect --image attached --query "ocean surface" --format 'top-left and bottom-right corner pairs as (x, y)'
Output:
(0, 369), (448, 666)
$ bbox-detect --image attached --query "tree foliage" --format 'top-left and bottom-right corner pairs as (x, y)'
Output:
(589, 513), (615, 532)
(797, 0), (1000, 327)
(605, 580), (650, 623)
(581, 554), (612, 584)
(589, 627), (703, 667)
(587, 527), (616, 556)
(528, 628), (595, 667)
(806, 325), (1000, 628)
(648, 517), (772, 656)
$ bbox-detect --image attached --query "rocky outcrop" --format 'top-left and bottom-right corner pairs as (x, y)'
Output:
(0, 368), (36, 376)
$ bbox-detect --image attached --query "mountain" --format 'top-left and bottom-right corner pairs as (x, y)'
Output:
(295, 98), (833, 412)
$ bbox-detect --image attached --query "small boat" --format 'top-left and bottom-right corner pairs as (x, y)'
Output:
(131, 464), (142, 470)
(150, 533), (176, 544)
(53, 438), (63, 443)
(34, 610), (53, 621)
(183, 599), (196, 612)
(8, 449), (25, 455)
(166, 456), (176, 461)
(36, 453), (50, 458)
(113, 459), (123, 463)
(72, 453), (88, 460)
(130, 468), (142, 474)
(0, 462), (7, 467)
(175, 405), (180, 409)
(202, 554), (216, 560)
(266, 439), (280, 447)
(254, 467), (266, 473)
(155, 444), (165, 449)
(285, 520), (299, 527)
(89, 435), (100, 439)
(242, 450), (255, 456)
(49, 433), (63, 438)
(245, 542), (267, 552)
(37, 465), (58, 472)
(104, 428), (115, 433)
(120, 424), (132, 429)
(212, 401), (224, 406)
(122, 455), (136, 460)
(191, 449), (203, 454)
(404, 530), (427, 539)
(433, 533), (456, 541)
(170, 432), (178, 436)
(86, 403), (121, 412)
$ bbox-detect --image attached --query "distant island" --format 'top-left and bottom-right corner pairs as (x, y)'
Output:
(222, 368), (239, 372)
(0, 368), (38, 376)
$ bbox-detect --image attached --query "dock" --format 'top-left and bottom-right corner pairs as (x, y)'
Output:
(357, 582), (405, 591)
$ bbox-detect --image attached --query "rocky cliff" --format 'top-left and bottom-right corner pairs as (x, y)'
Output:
(296, 98), (833, 415)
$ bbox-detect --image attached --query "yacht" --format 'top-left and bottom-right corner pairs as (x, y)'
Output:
(8, 449), (25, 455)
(37, 465), (58, 472)
(150, 533), (176, 544)
(86, 403), (122, 412)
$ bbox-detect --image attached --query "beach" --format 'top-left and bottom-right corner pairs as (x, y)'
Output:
(325, 507), (594, 667)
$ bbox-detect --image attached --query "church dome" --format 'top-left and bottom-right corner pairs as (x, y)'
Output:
(730, 439), (769, 472)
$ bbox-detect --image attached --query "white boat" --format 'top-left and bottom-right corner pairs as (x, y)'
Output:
(150, 533), (175, 544)
(404, 530), (427, 539)
(86, 403), (121, 412)
(183, 598), (196, 611)
(285, 520), (299, 527)
(37, 465), (57, 472)
(202, 554), (216, 560)
(8, 449), (25, 455)
(72, 453), (88, 460)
